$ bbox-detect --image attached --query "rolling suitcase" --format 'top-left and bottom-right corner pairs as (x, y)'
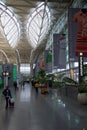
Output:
(9, 98), (14, 107)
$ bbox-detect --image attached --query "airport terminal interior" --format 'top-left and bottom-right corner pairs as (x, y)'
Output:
(0, 0), (87, 130)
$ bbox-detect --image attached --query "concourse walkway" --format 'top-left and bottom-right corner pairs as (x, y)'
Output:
(0, 83), (87, 130)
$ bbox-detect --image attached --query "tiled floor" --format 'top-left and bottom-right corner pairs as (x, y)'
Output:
(0, 83), (87, 130)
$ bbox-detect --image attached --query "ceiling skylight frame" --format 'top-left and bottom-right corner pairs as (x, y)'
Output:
(0, 1), (20, 48)
(26, 2), (50, 48)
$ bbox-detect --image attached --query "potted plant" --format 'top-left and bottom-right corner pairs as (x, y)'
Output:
(77, 76), (87, 104)
(52, 73), (65, 89)
(62, 77), (77, 85)
(37, 69), (49, 94)
(61, 76), (87, 104)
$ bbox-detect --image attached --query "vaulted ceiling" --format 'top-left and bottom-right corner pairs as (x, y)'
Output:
(0, 0), (73, 64)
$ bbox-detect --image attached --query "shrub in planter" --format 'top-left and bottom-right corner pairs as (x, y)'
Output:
(77, 81), (87, 104)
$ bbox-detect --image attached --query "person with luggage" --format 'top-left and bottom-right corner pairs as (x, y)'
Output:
(2, 86), (12, 109)
(9, 97), (14, 107)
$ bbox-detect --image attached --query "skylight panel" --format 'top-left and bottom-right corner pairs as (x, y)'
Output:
(26, 2), (50, 48)
(29, 32), (38, 43)
(29, 27), (37, 37)
(4, 24), (15, 35)
(0, 1), (20, 48)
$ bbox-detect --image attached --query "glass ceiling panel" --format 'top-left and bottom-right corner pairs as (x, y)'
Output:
(30, 25), (38, 36)
(30, 38), (37, 45)
(8, 34), (17, 44)
(35, 14), (42, 27)
(5, 23), (14, 31)
(0, 1), (20, 48)
(0, 2), (6, 10)
(29, 37), (37, 46)
(0, 9), (3, 15)
(9, 35), (17, 45)
(29, 32), (37, 43)
(6, 18), (14, 25)
(1, 12), (11, 26)
(26, 2), (50, 48)
(29, 27), (38, 39)
(7, 29), (17, 41)
(4, 18), (12, 27)
(30, 22), (39, 35)
(41, 27), (47, 36)
(4, 24), (15, 35)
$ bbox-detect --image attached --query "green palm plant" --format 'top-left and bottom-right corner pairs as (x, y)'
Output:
(52, 73), (65, 89)
(62, 77), (77, 85)
(37, 69), (47, 84)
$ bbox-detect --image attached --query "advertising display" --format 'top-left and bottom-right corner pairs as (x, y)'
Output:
(44, 50), (52, 73)
(68, 8), (87, 59)
(34, 55), (45, 75)
(53, 34), (66, 69)
(13, 65), (17, 82)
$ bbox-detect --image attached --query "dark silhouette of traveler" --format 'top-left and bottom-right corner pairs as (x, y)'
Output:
(13, 81), (18, 91)
(3, 86), (12, 109)
(23, 81), (25, 88)
(49, 80), (52, 88)
(34, 82), (39, 93)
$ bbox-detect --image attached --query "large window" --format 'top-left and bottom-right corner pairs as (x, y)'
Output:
(20, 64), (30, 75)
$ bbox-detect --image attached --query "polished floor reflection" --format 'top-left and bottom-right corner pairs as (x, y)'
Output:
(0, 83), (87, 130)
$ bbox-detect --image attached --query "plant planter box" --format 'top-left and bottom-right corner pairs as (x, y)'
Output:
(77, 93), (87, 105)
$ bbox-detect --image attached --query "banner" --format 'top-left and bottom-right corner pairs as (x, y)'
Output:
(39, 58), (45, 69)
(34, 63), (39, 75)
(68, 8), (87, 59)
(34, 55), (45, 75)
(53, 34), (66, 69)
(44, 50), (52, 73)
(34, 57), (41, 75)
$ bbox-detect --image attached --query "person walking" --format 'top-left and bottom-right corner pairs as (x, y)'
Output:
(2, 86), (12, 109)
(13, 81), (18, 91)
(34, 82), (39, 93)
